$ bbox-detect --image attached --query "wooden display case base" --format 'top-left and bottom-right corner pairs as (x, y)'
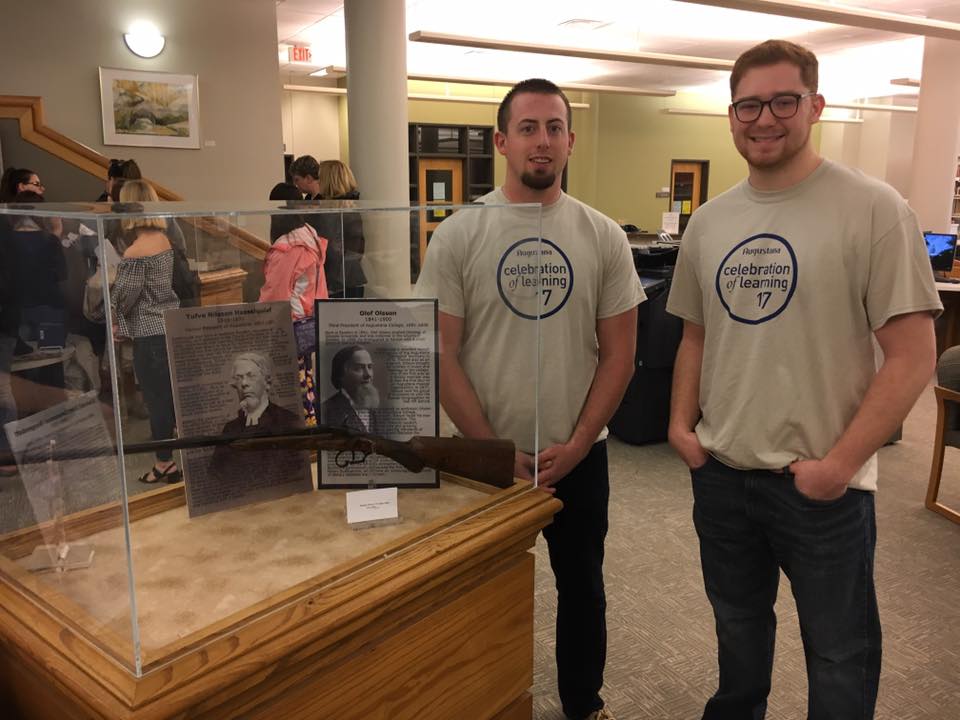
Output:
(0, 480), (559, 719)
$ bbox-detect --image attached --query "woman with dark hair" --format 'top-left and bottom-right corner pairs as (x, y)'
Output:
(1, 168), (44, 201)
(260, 182), (329, 424)
(313, 160), (366, 298)
(6, 191), (66, 344)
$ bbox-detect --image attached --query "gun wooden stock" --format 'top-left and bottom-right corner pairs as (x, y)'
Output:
(377, 436), (516, 489)
(0, 426), (518, 489)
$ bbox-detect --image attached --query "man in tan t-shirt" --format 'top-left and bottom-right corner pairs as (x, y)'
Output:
(667, 40), (941, 719)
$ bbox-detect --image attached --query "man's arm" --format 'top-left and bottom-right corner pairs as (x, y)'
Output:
(438, 311), (534, 479)
(536, 307), (638, 488)
(791, 310), (936, 500)
(668, 320), (708, 469)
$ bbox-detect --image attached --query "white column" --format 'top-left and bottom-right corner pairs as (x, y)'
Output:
(344, 0), (411, 295)
(908, 37), (960, 232)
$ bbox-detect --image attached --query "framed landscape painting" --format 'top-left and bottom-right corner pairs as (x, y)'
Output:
(99, 67), (200, 149)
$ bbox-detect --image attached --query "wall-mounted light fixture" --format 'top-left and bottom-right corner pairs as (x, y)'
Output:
(124, 20), (165, 58)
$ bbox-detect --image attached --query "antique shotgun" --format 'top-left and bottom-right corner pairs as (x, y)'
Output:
(2, 427), (517, 489)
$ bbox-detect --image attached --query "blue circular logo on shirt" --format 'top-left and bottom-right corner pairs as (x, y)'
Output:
(715, 233), (798, 324)
(497, 238), (574, 320)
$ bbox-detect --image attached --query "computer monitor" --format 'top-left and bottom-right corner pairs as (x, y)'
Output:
(924, 231), (958, 273)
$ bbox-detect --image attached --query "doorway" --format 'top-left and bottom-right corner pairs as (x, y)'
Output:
(417, 157), (463, 267)
(670, 160), (709, 234)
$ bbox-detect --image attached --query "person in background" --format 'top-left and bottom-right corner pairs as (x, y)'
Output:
(5, 191), (66, 360)
(0, 211), (20, 476)
(313, 160), (366, 298)
(89, 180), (180, 484)
(260, 182), (329, 424)
(667, 39), (941, 719)
(0, 168), (44, 201)
(289, 155), (322, 200)
(97, 159), (142, 202)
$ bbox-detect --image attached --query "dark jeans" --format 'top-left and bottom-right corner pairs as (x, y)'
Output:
(132, 335), (176, 463)
(542, 440), (609, 719)
(691, 456), (881, 720)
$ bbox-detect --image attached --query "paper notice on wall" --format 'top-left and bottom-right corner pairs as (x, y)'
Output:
(661, 212), (680, 235)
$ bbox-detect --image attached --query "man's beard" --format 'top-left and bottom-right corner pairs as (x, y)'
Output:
(352, 384), (380, 409)
(521, 169), (556, 191)
(239, 393), (266, 414)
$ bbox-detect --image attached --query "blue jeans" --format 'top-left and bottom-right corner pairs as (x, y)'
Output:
(691, 456), (880, 720)
(542, 440), (609, 719)
(132, 335), (175, 463)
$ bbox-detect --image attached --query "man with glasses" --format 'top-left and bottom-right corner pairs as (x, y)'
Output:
(667, 39), (941, 718)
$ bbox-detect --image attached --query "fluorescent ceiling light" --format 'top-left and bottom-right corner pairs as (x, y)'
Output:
(672, 0), (960, 40)
(282, 84), (591, 108)
(662, 108), (862, 123)
(409, 30), (734, 71)
(405, 72), (676, 97)
(309, 65), (347, 78)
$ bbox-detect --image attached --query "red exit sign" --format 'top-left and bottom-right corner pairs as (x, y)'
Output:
(288, 46), (312, 63)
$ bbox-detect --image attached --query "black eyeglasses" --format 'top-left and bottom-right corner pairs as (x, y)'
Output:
(24, 180), (44, 189)
(731, 92), (817, 122)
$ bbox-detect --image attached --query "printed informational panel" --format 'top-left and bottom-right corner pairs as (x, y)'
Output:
(315, 299), (439, 488)
(165, 302), (312, 517)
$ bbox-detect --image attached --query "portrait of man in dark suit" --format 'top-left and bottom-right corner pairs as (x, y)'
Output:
(320, 345), (380, 433)
(208, 351), (302, 482)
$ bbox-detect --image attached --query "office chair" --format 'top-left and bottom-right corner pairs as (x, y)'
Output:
(926, 345), (960, 524)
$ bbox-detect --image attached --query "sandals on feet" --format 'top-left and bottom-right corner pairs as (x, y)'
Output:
(138, 464), (182, 484)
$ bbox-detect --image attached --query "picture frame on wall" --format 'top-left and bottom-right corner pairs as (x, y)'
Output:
(98, 67), (200, 149)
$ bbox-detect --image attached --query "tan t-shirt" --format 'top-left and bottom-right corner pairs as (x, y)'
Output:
(667, 160), (942, 491)
(415, 189), (645, 452)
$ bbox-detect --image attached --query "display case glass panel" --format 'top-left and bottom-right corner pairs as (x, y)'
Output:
(0, 199), (542, 678)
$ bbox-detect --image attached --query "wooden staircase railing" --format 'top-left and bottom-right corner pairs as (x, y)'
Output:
(0, 95), (269, 260)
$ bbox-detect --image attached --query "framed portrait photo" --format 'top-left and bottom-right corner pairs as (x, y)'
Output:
(99, 67), (200, 149)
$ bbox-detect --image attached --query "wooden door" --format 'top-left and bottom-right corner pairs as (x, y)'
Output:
(670, 160), (708, 233)
(418, 158), (463, 267)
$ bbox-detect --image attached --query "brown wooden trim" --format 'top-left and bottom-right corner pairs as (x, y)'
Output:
(926, 386), (960, 524)
(0, 484), (186, 560)
(0, 95), (270, 258)
(0, 488), (558, 716)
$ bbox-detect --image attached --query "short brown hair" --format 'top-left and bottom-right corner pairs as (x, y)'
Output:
(497, 78), (572, 133)
(730, 39), (818, 98)
(119, 179), (166, 231)
(290, 155), (320, 180)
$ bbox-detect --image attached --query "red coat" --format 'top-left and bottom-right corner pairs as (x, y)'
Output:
(259, 224), (328, 319)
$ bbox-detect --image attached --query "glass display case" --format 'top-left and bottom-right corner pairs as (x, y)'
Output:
(0, 199), (557, 720)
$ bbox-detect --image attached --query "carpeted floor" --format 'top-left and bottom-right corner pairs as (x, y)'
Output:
(530, 381), (960, 719)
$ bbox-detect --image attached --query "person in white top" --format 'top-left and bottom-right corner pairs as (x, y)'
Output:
(667, 39), (942, 719)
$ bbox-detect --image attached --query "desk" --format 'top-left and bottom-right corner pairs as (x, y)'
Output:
(935, 281), (960, 357)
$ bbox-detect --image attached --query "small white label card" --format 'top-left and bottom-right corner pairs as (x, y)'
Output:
(346, 486), (399, 526)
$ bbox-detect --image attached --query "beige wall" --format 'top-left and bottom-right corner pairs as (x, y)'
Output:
(592, 92), (748, 231)
(280, 87), (341, 164)
(0, 0), (283, 205)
